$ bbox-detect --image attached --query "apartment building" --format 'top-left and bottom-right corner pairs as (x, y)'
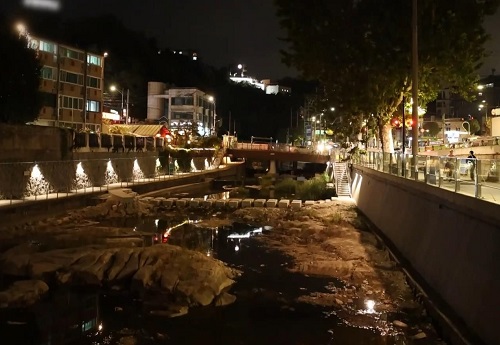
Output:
(147, 82), (215, 136)
(28, 36), (105, 132)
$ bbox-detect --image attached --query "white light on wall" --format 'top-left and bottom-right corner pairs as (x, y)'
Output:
(26, 164), (51, 196)
(74, 162), (91, 190)
(105, 160), (119, 185)
(132, 159), (145, 180)
(31, 164), (42, 179)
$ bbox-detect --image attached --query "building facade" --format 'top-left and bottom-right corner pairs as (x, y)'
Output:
(147, 82), (215, 136)
(28, 36), (105, 132)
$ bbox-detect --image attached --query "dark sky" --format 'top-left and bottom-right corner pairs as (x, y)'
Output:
(1, 0), (293, 80)
(2, 0), (500, 79)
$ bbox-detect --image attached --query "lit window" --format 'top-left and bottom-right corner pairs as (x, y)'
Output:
(41, 66), (55, 80)
(86, 100), (101, 112)
(39, 40), (56, 54)
(87, 54), (102, 66)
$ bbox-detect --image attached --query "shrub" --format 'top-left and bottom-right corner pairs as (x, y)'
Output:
(176, 149), (192, 172)
(229, 187), (249, 198)
(275, 178), (297, 198)
(297, 176), (327, 200)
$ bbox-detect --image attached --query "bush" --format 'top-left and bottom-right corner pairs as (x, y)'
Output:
(175, 149), (191, 172)
(194, 136), (222, 149)
(296, 175), (334, 200)
(229, 187), (249, 198)
(275, 178), (297, 198)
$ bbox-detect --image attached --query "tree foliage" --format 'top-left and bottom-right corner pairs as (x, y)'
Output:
(422, 121), (441, 137)
(275, 0), (499, 151)
(0, 21), (41, 124)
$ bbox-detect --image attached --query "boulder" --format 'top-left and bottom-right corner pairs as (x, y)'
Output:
(0, 280), (49, 308)
(215, 292), (237, 306)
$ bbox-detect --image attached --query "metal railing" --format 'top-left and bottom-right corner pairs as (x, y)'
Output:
(354, 152), (500, 205)
(234, 142), (329, 155)
(0, 156), (219, 207)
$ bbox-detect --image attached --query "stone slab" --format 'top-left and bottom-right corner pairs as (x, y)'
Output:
(189, 199), (201, 208)
(228, 199), (241, 209)
(278, 199), (290, 209)
(254, 199), (267, 207)
(241, 199), (254, 208)
(203, 200), (215, 208)
(304, 200), (315, 206)
(110, 189), (136, 200)
(215, 200), (227, 209)
(266, 199), (278, 208)
(176, 199), (188, 208)
(164, 198), (177, 208)
(291, 200), (302, 209)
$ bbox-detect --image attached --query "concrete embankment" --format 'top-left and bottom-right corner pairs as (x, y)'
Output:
(0, 164), (244, 227)
(351, 166), (500, 345)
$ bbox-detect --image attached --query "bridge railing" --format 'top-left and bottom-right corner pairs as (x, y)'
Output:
(234, 142), (330, 155)
(354, 151), (500, 205)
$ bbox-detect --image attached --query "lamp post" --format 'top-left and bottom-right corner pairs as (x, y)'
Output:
(479, 102), (488, 135)
(110, 85), (129, 124)
(311, 116), (316, 143)
(208, 95), (216, 136)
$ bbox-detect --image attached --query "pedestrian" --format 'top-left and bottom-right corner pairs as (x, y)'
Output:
(467, 150), (477, 181)
(445, 149), (455, 179)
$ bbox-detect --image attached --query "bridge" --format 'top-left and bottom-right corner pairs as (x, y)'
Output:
(226, 142), (331, 174)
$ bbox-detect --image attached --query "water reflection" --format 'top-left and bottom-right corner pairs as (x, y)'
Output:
(0, 290), (100, 345)
(135, 215), (267, 259)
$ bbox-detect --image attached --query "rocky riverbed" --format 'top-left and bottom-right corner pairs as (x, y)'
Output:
(0, 191), (446, 344)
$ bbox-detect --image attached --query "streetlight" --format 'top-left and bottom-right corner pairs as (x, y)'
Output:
(208, 95), (216, 135)
(479, 103), (489, 135)
(110, 85), (129, 124)
(237, 63), (245, 77)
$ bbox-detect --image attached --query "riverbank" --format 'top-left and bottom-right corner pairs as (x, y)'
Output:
(0, 191), (445, 344)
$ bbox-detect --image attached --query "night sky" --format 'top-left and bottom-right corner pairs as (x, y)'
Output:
(1, 0), (500, 79)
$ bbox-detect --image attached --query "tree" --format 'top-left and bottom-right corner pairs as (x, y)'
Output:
(467, 118), (481, 135)
(0, 20), (41, 123)
(275, 0), (499, 152)
(422, 121), (441, 137)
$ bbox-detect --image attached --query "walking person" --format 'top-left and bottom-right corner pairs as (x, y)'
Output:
(445, 149), (455, 180)
(467, 151), (477, 181)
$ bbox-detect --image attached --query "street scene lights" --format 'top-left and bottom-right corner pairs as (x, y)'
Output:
(110, 85), (130, 124)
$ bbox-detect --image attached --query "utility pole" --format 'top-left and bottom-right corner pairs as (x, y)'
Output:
(411, 0), (419, 180)
(126, 89), (130, 124)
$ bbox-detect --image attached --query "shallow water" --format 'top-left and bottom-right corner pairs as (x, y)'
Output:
(0, 190), (442, 344)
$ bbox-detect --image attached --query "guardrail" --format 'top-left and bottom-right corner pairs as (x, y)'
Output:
(0, 156), (219, 206)
(234, 142), (329, 155)
(73, 132), (168, 153)
(354, 152), (500, 205)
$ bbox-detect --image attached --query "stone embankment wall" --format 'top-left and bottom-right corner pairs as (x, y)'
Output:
(351, 166), (500, 345)
(0, 124), (73, 162)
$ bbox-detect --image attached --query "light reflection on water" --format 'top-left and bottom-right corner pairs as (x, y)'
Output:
(1, 190), (438, 345)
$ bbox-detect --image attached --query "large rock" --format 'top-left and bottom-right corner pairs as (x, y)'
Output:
(0, 243), (239, 309)
(0, 280), (49, 308)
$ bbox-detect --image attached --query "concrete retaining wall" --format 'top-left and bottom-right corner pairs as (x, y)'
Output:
(351, 166), (500, 345)
(0, 124), (73, 162)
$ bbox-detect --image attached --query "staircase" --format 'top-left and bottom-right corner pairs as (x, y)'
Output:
(212, 147), (227, 168)
(333, 162), (351, 197)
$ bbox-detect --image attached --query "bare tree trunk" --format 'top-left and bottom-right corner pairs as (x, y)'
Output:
(377, 119), (395, 154)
